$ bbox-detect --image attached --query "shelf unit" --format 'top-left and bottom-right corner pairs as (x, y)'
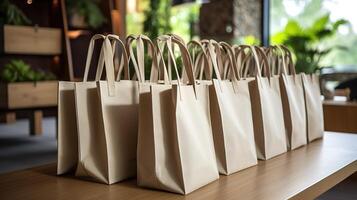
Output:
(0, 0), (126, 135)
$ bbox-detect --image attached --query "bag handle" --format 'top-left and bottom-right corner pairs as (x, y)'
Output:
(105, 35), (132, 82)
(240, 45), (271, 80)
(239, 46), (261, 78)
(236, 46), (255, 78)
(101, 34), (133, 96)
(220, 42), (240, 81)
(102, 36), (116, 96)
(232, 45), (248, 79)
(187, 40), (212, 81)
(157, 35), (197, 99)
(264, 46), (287, 75)
(279, 45), (296, 75)
(126, 34), (165, 83)
(83, 34), (106, 82)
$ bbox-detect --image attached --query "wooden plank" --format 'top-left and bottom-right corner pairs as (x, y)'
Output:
(323, 100), (357, 133)
(0, 81), (58, 109)
(0, 132), (356, 200)
(29, 110), (43, 136)
(0, 112), (16, 123)
(3, 25), (62, 55)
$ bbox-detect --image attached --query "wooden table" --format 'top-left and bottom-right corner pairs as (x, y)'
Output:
(323, 100), (357, 133)
(0, 132), (356, 200)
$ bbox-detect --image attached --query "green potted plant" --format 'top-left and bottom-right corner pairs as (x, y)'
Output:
(0, 60), (57, 109)
(0, 0), (31, 25)
(66, 0), (107, 29)
(1, 60), (56, 82)
(272, 14), (348, 74)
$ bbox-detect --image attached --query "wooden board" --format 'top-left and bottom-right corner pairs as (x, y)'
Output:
(323, 100), (357, 133)
(2, 25), (62, 55)
(0, 81), (58, 109)
(0, 132), (356, 200)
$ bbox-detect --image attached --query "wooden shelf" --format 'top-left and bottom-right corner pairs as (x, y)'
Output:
(1, 25), (62, 55)
(323, 100), (357, 133)
(0, 81), (58, 109)
(0, 132), (356, 199)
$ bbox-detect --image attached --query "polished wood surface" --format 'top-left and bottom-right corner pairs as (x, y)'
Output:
(323, 100), (357, 133)
(0, 132), (356, 200)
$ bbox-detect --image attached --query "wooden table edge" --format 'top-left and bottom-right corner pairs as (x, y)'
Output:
(290, 160), (357, 199)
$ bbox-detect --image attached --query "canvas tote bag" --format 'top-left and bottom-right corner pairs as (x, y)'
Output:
(241, 45), (287, 160)
(301, 72), (324, 142)
(95, 35), (143, 184)
(205, 41), (257, 175)
(137, 36), (219, 195)
(75, 35), (135, 184)
(266, 46), (307, 150)
(74, 35), (115, 182)
(57, 34), (105, 175)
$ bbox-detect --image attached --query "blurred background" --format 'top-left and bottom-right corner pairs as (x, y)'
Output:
(0, 0), (356, 198)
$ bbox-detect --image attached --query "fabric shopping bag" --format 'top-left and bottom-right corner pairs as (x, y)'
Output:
(301, 73), (324, 142)
(75, 34), (142, 184)
(57, 34), (105, 175)
(137, 36), (219, 194)
(266, 46), (307, 150)
(204, 40), (257, 175)
(241, 45), (287, 160)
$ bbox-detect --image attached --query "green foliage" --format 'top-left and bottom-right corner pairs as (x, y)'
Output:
(143, 0), (172, 39)
(272, 14), (348, 73)
(0, 0), (31, 25)
(171, 3), (200, 41)
(66, 0), (106, 29)
(1, 60), (56, 83)
(243, 35), (261, 45)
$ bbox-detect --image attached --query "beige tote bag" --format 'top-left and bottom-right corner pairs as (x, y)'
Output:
(57, 34), (105, 175)
(137, 36), (219, 195)
(241, 45), (287, 160)
(75, 34), (140, 184)
(57, 81), (77, 175)
(205, 41), (257, 175)
(74, 34), (112, 183)
(96, 35), (145, 184)
(266, 46), (307, 150)
(301, 73), (324, 142)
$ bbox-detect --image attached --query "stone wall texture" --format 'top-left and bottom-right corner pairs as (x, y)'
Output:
(199, 0), (262, 42)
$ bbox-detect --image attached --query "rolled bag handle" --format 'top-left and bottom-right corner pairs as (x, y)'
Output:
(240, 45), (271, 82)
(102, 34), (133, 96)
(279, 45), (296, 75)
(264, 45), (287, 75)
(207, 40), (240, 82)
(158, 35), (197, 99)
(187, 40), (212, 81)
(205, 40), (239, 92)
(106, 35), (131, 82)
(82, 34), (105, 82)
(84, 34), (129, 83)
(155, 35), (175, 83)
(232, 45), (249, 79)
(219, 41), (240, 81)
(126, 34), (166, 83)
